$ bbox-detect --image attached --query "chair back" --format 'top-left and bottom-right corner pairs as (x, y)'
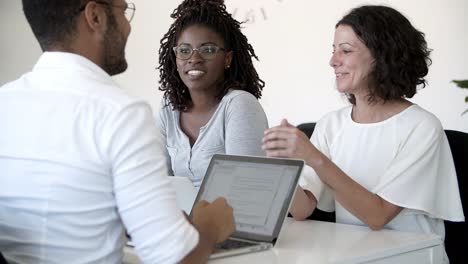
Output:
(296, 122), (335, 222)
(297, 122), (316, 138)
(444, 130), (468, 263)
(0, 251), (7, 264)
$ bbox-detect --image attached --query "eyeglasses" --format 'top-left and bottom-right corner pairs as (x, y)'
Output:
(173, 44), (226, 60)
(78, 1), (136, 23)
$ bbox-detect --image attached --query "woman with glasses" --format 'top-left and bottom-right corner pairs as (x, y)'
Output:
(156, 0), (268, 187)
(263, 5), (464, 263)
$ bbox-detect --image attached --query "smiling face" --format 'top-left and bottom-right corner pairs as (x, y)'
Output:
(175, 24), (233, 95)
(329, 25), (375, 98)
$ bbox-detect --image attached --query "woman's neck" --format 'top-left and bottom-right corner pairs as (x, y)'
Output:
(352, 97), (413, 124)
(188, 90), (221, 113)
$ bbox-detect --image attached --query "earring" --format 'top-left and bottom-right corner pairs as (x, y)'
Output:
(225, 64), (230, 69)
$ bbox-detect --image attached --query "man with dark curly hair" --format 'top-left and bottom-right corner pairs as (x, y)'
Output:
(156, 0), (269, 187)
(0, 0), (235, 263)
(263, 6), (464, 264)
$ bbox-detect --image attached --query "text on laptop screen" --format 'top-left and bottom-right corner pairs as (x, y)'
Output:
(198, 159), (300, 237)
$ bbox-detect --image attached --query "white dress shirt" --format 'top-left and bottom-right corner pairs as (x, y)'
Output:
(0, 52), (198, 264)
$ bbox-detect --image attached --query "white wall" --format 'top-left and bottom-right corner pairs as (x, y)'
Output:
(1, 0), (467, 132)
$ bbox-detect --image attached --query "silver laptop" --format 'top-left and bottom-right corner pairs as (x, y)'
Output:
(191, 154), (304, 259)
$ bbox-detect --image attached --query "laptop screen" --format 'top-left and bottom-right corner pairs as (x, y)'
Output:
(194, 154), (304, 242)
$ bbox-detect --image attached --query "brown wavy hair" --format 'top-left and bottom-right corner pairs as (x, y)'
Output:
(337, 5), (432, 104)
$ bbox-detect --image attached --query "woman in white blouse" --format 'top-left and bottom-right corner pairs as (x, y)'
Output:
(156, 0), (268, 187)
(262, 5), (464, 263)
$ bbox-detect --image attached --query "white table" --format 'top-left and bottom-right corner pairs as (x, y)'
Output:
(124, 218), (444, 264)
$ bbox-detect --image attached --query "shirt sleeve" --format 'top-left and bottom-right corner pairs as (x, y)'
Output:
(298, 121), (335, 212)
(102, 101), (198, 263)
(224, 92), (268, 156)
(373, 116), (464, 222)
(155, 104), (174, 176)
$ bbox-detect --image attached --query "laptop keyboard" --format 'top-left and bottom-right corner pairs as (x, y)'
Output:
(216, 239), (258, 250)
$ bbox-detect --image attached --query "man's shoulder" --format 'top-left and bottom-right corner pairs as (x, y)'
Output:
(89, 82), (142, 108)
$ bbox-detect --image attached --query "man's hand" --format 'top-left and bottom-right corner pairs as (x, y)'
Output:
(191, 197), (235, 243)
(180, 198), (235, 263)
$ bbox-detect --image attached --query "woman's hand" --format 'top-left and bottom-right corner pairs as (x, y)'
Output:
(262, 119), (317, 161)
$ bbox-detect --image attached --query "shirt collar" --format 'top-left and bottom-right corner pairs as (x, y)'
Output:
(33, 51), (115, 85)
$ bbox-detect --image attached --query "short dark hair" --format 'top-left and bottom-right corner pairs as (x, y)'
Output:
(22, 0), (116, 51)
(22, 0), (85, 50)
(336, 5), (432, 104)
(158, 0), (265, 112)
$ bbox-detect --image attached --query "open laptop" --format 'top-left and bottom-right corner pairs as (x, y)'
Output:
(191, 154), (304, 259)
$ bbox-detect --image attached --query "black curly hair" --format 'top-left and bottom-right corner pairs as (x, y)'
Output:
(158, 0), (264, 111)
(336, 5), (432, 105)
